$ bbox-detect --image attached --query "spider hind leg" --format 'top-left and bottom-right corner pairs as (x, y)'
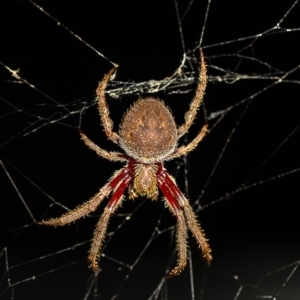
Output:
(177, 48), (207, 138)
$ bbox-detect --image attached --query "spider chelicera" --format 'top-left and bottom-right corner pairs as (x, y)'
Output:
(40, 49), (212, 276)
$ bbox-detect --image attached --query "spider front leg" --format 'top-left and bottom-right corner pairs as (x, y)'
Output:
(39, 168), (129, 227)
(182, 202), (212, 263)
(89, 173), (132, 270)
(157, 164), (212, 276)
(157, 165), (188, 276)
(162, 168), (212, 263)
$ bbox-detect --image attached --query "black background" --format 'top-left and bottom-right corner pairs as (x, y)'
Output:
(1, 0), (300, 299)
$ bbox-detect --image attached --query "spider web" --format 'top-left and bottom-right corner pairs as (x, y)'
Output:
(1, 0), (300, 299)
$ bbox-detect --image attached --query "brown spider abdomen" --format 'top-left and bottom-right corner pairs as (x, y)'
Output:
(119, 98), (177, 163)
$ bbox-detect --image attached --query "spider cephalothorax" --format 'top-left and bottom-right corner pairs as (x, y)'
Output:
(40, 49), (212, 276)
(131, 163), (159, 200)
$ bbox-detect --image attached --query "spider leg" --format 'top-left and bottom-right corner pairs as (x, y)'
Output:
(96, 67), (120, 144)
(157, 165), (188, 276)
(182, 201), (212, 262)
(88, 172), (133, 270)
(162, 167), (212, 262)
(39, 167), (129, 226)
(79, 129), (127, 162)
(157, 164), (212, 275)
(166, 124), (208, 160)
(177, 48), (207, 138)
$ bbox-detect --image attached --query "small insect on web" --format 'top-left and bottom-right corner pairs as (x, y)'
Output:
(39, 48), (212, 276)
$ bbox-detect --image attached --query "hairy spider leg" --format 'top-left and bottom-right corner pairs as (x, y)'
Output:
(157, 163), (212, 276)
(39, 166), (131, 227)
(79, 129), (127, 162)
(96, 67), (119, 144)
(177, 48), (207, 138)
(157, 163), (188, 276)
(162, 170), (212, 262)
(89, 161), (134, 270)
(166, 123), (208, 161)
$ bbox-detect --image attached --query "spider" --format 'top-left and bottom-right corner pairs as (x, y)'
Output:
(40, 48), (212, 276)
